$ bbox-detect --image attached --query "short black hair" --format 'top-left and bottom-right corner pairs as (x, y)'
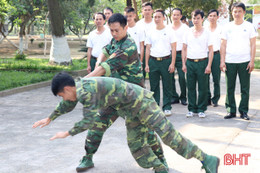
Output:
(173, 8), (182, 15)
(104, 7), (114, 13)
(51, 72), (75, 96)
(125, 7), (135, 13)
(181, 16), (186, 21)
(142, 2), (153, 9)
(191, 9), (204, 18)
(108, 13), (127, 28)
(232, 2), (246, 11)
(154, 9), (165, 17)
(94, 12), (106, 20)
(208, 9), (219, 16)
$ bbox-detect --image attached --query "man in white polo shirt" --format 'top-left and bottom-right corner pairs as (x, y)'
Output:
(182, 9), (213, 118)
(220, 2), (257, 120)
(145, 9), (176, 116)
(86, 13), (112, 73)
(137, 2), (156, 79)
(124, 7), (145, 70)
(207, 9), (222, 107)
(170, 8), (189, 106)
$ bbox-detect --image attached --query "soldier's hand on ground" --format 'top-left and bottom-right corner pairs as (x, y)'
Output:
(220, 62), (226, 72)
(247, 61), (255, 73)
(32, 117), (51, 128)
(145, 65), (149, 73)
(50, 131), (70, 140)
(168, 63), (175, 73)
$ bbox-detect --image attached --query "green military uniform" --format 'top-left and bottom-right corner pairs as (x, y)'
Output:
(172, 51), (187, 103)
(208, 51), (221, 105)
(85, 34), (166, 170)
(49, 77), (208, 172)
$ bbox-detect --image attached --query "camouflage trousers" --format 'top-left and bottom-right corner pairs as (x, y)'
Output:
(85, 106), (165, 171)
(125, 96), (206, 171)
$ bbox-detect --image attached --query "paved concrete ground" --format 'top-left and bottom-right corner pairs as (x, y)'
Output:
(0, 71), (260, 173)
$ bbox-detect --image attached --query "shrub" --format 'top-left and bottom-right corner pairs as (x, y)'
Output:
(38, 42), (44, 48)
(14, 52), (26, 60)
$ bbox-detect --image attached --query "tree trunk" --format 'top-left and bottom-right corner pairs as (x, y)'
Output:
(127, 0), (132, 7)
(133, 0), (139, 21)
(47, 0), (72, 65)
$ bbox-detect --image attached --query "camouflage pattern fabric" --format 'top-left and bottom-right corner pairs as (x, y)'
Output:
(49, 77), (206, 171)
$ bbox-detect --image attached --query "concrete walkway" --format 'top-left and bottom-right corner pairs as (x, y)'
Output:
(0, 71), (260, 173)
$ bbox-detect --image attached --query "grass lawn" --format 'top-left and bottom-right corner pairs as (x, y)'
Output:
(0, 71), (55, 91)
(0, 58), (87, 91)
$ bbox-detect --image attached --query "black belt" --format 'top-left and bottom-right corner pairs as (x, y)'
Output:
(150, 55), (170, 61)
(187, 58), (207, 62)
(214, 50), (220, 55)
(91, 55), (97, 59)
(176, 50), (182, 54)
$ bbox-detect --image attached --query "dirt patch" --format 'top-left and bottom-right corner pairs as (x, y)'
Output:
(0, 36), (87, 59)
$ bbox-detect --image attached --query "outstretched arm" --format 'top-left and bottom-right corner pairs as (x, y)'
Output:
(32, 117), (51, 128)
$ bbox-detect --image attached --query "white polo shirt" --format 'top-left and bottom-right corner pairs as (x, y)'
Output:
(221, 21), (257, 63)
(183, 27), (213, 59)
(136, 18), (156, 38)
(209, 25), (222, 52)
(86, 28), (112, 58)
(145, 26), (176, 57)
(127, 24), (145, 54)
(171, 23), (190, 51)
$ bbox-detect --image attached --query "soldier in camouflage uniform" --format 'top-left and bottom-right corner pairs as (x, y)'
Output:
(33, 73), (220, 173)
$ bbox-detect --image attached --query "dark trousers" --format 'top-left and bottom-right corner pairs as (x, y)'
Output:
(172, 53), (187, 102)
(186, 59), (209, 113)
(208, 52), (221, 104)
(225, 61), (250, 114)
(148, 57), (173, 111)
(90, 56), (97, 72)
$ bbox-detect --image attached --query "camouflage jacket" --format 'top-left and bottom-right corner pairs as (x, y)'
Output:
(100, 34), (144, 87)
(49, 77), (153, 136)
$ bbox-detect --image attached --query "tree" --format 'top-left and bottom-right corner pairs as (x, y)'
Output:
(47, 0), (71, 65)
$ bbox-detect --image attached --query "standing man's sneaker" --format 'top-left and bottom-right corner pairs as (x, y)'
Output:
(186, 112), (194, 118)
(212, 103), (218, 107)
(76, 155), (94, 172)
(171, 99), (179, 104)
(198, 112), (206, 118)
(164, 110), (172, 117)
(224, 113), (236, 119)
(181, 100), (187, 106)
(201, 155), (220, 173)
(240, 112), (250, 120)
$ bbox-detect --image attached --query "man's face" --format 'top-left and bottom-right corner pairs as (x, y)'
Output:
(104, 9), (113, 21)
(153, 12), (165, 25)
(208, 12), (219, 24)
(192, 14), (203, 27)
(142, 5), (153, 18)
(94, 14), (105, 27)
(57, 87), (77, 102)
(109, 22), (128, 41)
(172, 10), (182, 22)
(126, 12), (136, 25)
(232, 7), (245, 21)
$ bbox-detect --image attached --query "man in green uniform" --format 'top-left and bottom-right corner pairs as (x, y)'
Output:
(33, 72), (220, 173)
(50, 13), (168, 172)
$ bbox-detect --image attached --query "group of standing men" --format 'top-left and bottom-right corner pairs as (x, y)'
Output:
(33, 1), (256, 173)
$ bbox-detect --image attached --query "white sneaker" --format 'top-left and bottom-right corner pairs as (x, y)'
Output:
(164, 110), (172, 117)
(186, 112), (194, 118)
(198, 112), (206, 118)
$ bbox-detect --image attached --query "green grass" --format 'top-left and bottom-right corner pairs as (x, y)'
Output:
(0, 71), (56, 91)
(255, 60), (260, 69)
(0, 58), (87, 91)
(0, 58), (87, 71)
